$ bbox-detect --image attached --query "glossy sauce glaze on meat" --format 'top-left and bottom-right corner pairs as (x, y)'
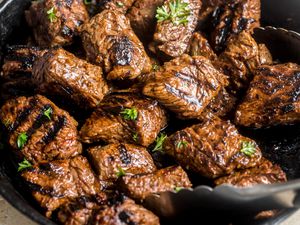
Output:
(0, 0), (294, 224)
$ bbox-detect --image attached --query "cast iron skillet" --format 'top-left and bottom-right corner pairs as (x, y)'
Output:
(1, 0), (300, 224)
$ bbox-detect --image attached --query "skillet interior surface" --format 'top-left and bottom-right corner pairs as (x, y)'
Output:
(1, 0), (300, 224)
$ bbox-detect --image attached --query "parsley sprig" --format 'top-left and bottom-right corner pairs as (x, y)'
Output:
(84, 0), (92, 5)
(116, 167), (126, 178)
(240, 141), (256, 157)
(156, 0), (191, 26)
(17, 132), (28, 149)
(176, 140), (188, 149)
(43, 107), (53, 120)
(116, 2), (124, 7)
(152, 133), (167, 152)
(120, 108), (138, 120)
(47, 7), (57, 23)
(17, 159), (32, 172)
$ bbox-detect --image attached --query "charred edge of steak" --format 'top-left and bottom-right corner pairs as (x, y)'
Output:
(42, 116), (66, 145)
(25, 181), (65, 198)
(61, 25), (74, 38)
(8, 97), (38, 133)
(110, 36), (134, 66)
(118, 210), (136, 225)
(118, 144), (131, 165)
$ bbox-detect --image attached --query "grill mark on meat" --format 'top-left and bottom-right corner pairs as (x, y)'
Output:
(236, 17), (255, 33)
(165, 83), (202, 108)
(215, 15), (233, 52)
(42, 116), (66, 145)
(9, 97), (38, 133)
(26, 182), (64, 198)
(61, 26), (73, 38)
(118, 144), (131, 165)
(5, 54), (36, 70)
(110, 36), (134, 66)
(118, 211), (136, 225)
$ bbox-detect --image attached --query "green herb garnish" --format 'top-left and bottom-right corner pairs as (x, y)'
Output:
(84, 0), (92, 5)
(174, 187), (183, 193)
(152, 133), (167, 152)
(47, 7), (57, 23)
(152, 64), (160, 72)
(17, 132), (28, 149)
(240, 141), (256, 157)
(3, 119), (11, 128)
(116, 167), (126, 178)
(132, 133), (139, 142)
(120, 108), (138, 120)
(116, 2), (124, 7)
(17, 159), (32, 172)
(176, 140), (188, 149)
(43, 107), (53, 120)
(156, 0), (191, 26)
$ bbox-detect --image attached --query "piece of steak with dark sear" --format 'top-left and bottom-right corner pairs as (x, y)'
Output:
(25, 0), (89, 47)
(189, 32), (217, 61)
(97, 0), (136, 13)
(80, 93), (167, 147)
(210, 0), (261, 52)
(0, 95), (82, 164)
(21, 156), (102, 217)
(163, 117), (262, 179)
(215, 158), (287, 187)
(150, 0), (201, 58)
(235, 63), (300, 128)
(88, 143), (157, 188)
(80, 9), (151, 81)
(32, 48), (109, 109)
(119, 165), (192, 201)
(126, 0), (165, 43)
(143, 54), (228, 119)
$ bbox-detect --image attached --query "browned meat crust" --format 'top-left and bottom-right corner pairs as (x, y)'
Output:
(119, 166), (192, 201)
(150, 0), (202, 58)
(126, 0), (165, 43)
(25, 0), (89, 47)
(217, 31), (272, 93)
(97, 0), (136, 13)
(0, 95), (82, 164)
(80, 93), (167, 147)
(88, 143), (157, 188)
(163, 117), (262, 178)
(235, 63), (300, 128)
(21, 156), (101, 217)
(80, 9), (152, 80)
(210, 0), (261, 52)
(189, 32), (217, 61)
(143, 54), (228, 119)
(215, 158), (287, 187)
(32, 48), (109, 109)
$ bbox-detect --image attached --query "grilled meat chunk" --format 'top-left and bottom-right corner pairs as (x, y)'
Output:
(0, 95), (82, 164)
(2, 45), (48, 77)
(88, 144), (157, 188)
(163, 117), (262, 178)
(32, 48), (109, 109)
(217, 31), (272, 92)
(91, 196), (160, 225)
(150, 0), (201, 58)
(97, 0), (136, 13)
(210, 0), (261, 52)
(80, 93), (167, 147)
(119, 166), (192, 201)
(215, 158), (287, 187)
(143, 54), (228, 119)
(21, 156), (101, 217)
(80, 9), (152, 80)
(235, 63), (300, 128)
(197, 0), (223, 29)
(25, 0), (89, 47)
(189, 32), (217, 61)
(126, 0), (165, 43)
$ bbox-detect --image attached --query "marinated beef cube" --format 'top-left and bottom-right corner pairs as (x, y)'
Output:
(235, 63), (300, 128)
(80, 93), (167, 146)
(189, 32), (217, 61)
(0, 95), (82, 164)
(57, 194), (107, 225)
(97, 0), (136, 13)
(150, 0), (201, 58)
(119, 166), (192, 201)
(210, 0), (261, 52)
(21, 156), (102, 217)
(91, 196), (160, 225)
(2, 45), (48, 77)
(88, 144), (157, 188)
(25, 0), (89, 47)
(163, 117), (262, 178)
(143, 54), (228, 119)
(217, 31), (272, 92)
(126, 0), (165, 43)
(80, 9), (152, 80)
(197, 0), (223, 29)
(215, 158), (287, 187)
(32, 48), (109, 109)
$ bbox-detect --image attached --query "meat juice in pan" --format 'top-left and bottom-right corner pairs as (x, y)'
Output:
(1, 0), (300, 224)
